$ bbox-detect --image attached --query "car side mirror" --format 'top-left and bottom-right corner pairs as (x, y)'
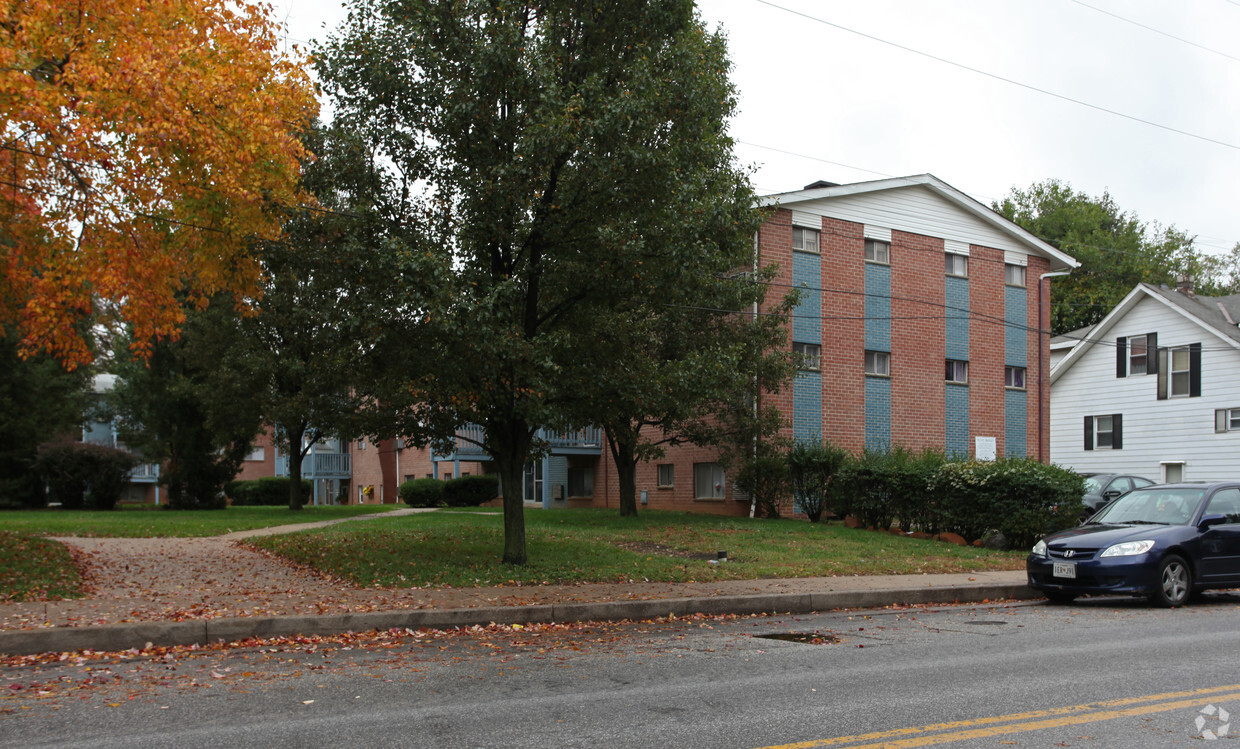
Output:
(1199, 513), (1228, 530)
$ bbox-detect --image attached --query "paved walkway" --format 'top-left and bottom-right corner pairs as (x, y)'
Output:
(0, 510), (1035, 655)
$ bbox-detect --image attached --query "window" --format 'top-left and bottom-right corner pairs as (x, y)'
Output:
(357, 438), (366, 450)
(793, 341), (821, 370)
(792, 227), (819, 253)
(657, 464), (674, 487)
(1004, 264), (1026, 286)
(864, 239), (890, 264)
(865, 350), (890, 377)
(567, 467), (594, 498)
(1157, 343), (1200, 399)
(244, 445), (265, 462)
(1216, 408), (1240, 433)
(945, 253), (968, 277)
(1205, 488), (1240, 523)
(694, 463), (726, 499)
(1116, 333), (1157, 377)
(1005, 366), (1026, 389)
(1084, 414), (1122, 450)
(945, 359), (968, 383)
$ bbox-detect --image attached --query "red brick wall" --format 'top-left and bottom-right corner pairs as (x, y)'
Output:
(890, 230), (946, 451)
(967, 244), (1007, 456)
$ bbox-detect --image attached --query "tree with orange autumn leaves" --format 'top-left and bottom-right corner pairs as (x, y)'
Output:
(0, 0), (317, 366)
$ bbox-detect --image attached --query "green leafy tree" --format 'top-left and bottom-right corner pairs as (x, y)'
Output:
(109, 305), (263, 510)
(225, 124), (438, 510)
(320, 0), (762, 563)
(993, 180), (1199, 334)
(0, 329), (90, 507)
(786, 441), (848, 523)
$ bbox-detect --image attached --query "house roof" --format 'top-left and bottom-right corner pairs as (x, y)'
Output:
(1050, 283), (1240, 383)
(760, 173), (1080, 272)
(1051, 325), (1094, 352)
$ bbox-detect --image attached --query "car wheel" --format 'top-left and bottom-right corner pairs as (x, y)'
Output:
(1149, 554), (1192, 607)
(1044, 590), (1077, 604)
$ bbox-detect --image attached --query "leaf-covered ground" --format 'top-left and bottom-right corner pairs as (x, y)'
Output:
(0, 531), (85, 602)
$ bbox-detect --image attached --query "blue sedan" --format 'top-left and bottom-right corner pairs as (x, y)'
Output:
(1027, 482), (1240, 606)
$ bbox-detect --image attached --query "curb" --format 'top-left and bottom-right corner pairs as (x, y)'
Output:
(0, 583), (1038, 656)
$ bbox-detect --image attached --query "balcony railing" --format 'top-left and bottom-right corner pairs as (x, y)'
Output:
(275, 452), (352, 479)
(128, 463), (160, 482)
(440, 426), (603, 459)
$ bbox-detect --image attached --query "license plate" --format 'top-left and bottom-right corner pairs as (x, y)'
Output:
(1053, 562), (1077, 579)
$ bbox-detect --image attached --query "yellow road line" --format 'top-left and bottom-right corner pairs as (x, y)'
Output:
(757, 684), (1240, 749)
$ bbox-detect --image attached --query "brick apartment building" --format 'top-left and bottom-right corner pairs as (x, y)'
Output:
(211, 175), (1079, 515)
(325, 175), (1079, 516)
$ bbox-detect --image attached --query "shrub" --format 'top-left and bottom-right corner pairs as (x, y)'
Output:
(443, 475), (499, 507)
(227, 477), (312, 506)
(787, 441), (848, 522)
(400, 478), (445, 508)
(34, 439), (138, 510)
(734, 444), (792, 519)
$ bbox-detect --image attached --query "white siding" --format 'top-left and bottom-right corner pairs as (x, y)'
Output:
(1050, 294), (1240, 482)
(792, 184), (1035, 258)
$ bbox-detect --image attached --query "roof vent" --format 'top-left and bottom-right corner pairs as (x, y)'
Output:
(803, 180), (839, 190)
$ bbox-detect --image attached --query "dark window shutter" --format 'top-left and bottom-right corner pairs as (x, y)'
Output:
(1112, 414), (1123, 450)
(1190, 343), (1202, 397)
(1084, 416), (1094, 451)
(1146, 333), (1158, 375)
(1157, 348), (1168, 400)
(1116, 337), (1127, 377)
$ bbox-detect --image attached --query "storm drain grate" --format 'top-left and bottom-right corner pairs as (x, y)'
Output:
(964, 620), (1008, 626)
(753, 632), (841, 645)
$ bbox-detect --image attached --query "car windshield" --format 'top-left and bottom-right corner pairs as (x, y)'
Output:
(1093, 488), (1205, 525)
(1081, 476), (1105, 493)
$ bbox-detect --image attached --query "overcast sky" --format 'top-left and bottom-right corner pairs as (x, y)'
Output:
(275, 0), (1240, 258)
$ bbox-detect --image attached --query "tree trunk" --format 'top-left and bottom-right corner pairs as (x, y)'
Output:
(287, 425), (306, 511)
(605, 425), (640, 517)
(489, 418), (534, 565)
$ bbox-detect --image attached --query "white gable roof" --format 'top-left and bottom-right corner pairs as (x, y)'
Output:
(1051, 283), (1240, 383)
(760, 174), (1078, 272)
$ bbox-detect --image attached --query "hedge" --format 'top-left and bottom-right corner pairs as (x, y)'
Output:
(400, 478), (445, 508)
(226, 477), (312, 506)
(443, 475), (499, 507)
(34, 439), (138, 510)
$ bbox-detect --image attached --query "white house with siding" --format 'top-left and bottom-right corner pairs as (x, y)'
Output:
(1050, 282), (1240, 483)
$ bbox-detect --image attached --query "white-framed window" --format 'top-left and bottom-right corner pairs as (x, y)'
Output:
(657, 463), (674, 487)
(792, 227), (819, 253)
(945, 359), (968, 383)
(1129, 334), (1149, 376)
(694, 463), (726, 500)
(1005, 264), (1026, 286)
(244, 445), (265, 462)
(864, 239), (890, 264)
(1169, 347), (1191, 397)
(357, 438), (366, 450)
(1085, 414), (1122, 450)
(945, 253), (968, 277)
(865, 350), (890, 377)
(1216, 408), (1240, 433)
(1005, 366), (1027, 389)
(793, 341), (821, 371)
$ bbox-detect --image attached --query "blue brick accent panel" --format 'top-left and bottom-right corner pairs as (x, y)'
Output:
(1005, 389), (1027, 457)
(945, 276), (970, 361)
(1005, 285), (1027, 367)
(865, 376), (891, 451)
(945, 383), (970, 458)
(865, 263), (891, 351)
(793, 370), (822, 443)
(792, 251), (822, 343)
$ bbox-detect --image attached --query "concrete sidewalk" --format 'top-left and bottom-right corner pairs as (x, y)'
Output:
(0, 510), (1038, 656)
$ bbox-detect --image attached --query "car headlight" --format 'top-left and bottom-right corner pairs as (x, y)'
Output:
(1100, 540), (1155, 557)
(1031, 539), (1047, 557)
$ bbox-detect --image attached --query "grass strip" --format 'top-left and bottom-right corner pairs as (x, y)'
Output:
(0, 504), (402, 538)
(0, 531), (84, 601)
(248, 508), (1025, 589)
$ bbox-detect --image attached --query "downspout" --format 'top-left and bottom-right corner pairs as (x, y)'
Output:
(1038, 271), (1072, 462)
(750, 229), (761, 519)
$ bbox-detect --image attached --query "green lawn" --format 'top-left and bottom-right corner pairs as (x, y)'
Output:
(248, 508), (1026, 589)
(0, 504), (402, 538)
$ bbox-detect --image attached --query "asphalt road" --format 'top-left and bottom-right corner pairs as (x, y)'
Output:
(5, 592), (1240, 748)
